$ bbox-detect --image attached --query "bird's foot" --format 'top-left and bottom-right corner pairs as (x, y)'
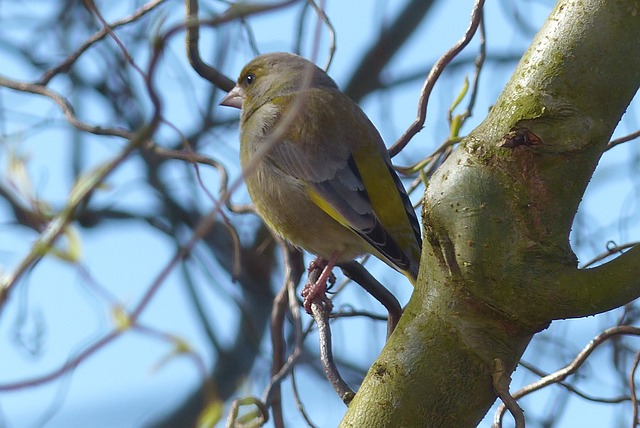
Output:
(302, 257), (336, 314)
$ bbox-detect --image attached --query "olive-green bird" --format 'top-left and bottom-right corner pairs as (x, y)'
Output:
(220, 52), (421, 310)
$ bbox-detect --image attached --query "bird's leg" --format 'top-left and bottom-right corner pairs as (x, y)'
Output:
(302, 253), (339, 314)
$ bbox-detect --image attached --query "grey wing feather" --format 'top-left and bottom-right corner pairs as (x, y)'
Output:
(309, 154), (413, 273)
(269, 141), (376, 231)
(269, 141), (412, 273)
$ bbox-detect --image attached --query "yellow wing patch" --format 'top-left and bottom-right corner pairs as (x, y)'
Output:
(306, 186), (352, 229)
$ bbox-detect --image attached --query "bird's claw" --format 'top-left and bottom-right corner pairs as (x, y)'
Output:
(301, 280), (333, 314)
(302, 257), (336, 313)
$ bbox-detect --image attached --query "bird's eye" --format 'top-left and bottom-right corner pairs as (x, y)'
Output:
(244, 73), (256, 85)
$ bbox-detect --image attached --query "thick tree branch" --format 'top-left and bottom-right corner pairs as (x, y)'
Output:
(341, 1), (640, 426)
(551, 245), (640, 319)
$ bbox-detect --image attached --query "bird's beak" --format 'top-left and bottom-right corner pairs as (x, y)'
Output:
(219, 85), (244, 109)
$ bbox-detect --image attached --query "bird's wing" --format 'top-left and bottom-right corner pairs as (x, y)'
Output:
(266, 89), (421, 277)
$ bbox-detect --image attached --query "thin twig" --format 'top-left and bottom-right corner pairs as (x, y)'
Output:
(389, 0), (485, 158)
(494, 326), (640, 427)
(307, 0), (336, 71)
(290, 368), (319, 428)
(606, 129), (640, 151)
(459, 13), (486, 123)
(519, 360), (630, 404)
(581, 241), (639, 268)
(0, 329), (121, 391)
(38, 0), (167, 85)
(331, 307), (388, 323)
(83, 0), (149, 82)
(310, 300), (355, 405)
(185, 0), (235, 91)
(492, 358), (525, 428)
(0, 76), (132, 139)
(148, 144), (254, 214)
(257, 243), (304, 428)
(225, 396), (269, 428)
(630, 351), (640, 428)
(149, 134), (246, 280)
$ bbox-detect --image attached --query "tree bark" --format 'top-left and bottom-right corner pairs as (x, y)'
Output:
(341, 1), (640, 426)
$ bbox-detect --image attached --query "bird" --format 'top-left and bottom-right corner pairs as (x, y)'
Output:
(220, 52), (421, 312)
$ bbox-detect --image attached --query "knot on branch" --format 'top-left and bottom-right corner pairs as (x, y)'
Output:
(500, 128), (543, 148)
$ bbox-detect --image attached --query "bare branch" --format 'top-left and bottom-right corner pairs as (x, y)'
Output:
(38, 0), (167, 86)
(224, 396), (269, 428)
(581, 241), (640, 269)
(389, 0), (485, 158)
(606, 129), (640, 151)
(185, 0), (235, 91)
(0, 75), (132, 139)
(267, 243), (304, 427)
(492, 358), (525, 428)
(494, 326), (640, 426)
(629, 351), (640, 427)
(519, 360), (631, 404)
(307, 0), (336, 71)
(310, 300), (355, 405)
(184, 0), (302, 90)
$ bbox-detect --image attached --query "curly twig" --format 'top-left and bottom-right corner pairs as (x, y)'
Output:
(225, 396), (269, 428)
(389, 0), (485, 158)
(38, 0), (167, 85)
(0, 76), (132, 139)
(185, 0), (235, 91)
(307, 0), (336, 71)
(184, 0), (301, 90)
(581, 241), (639, 269)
